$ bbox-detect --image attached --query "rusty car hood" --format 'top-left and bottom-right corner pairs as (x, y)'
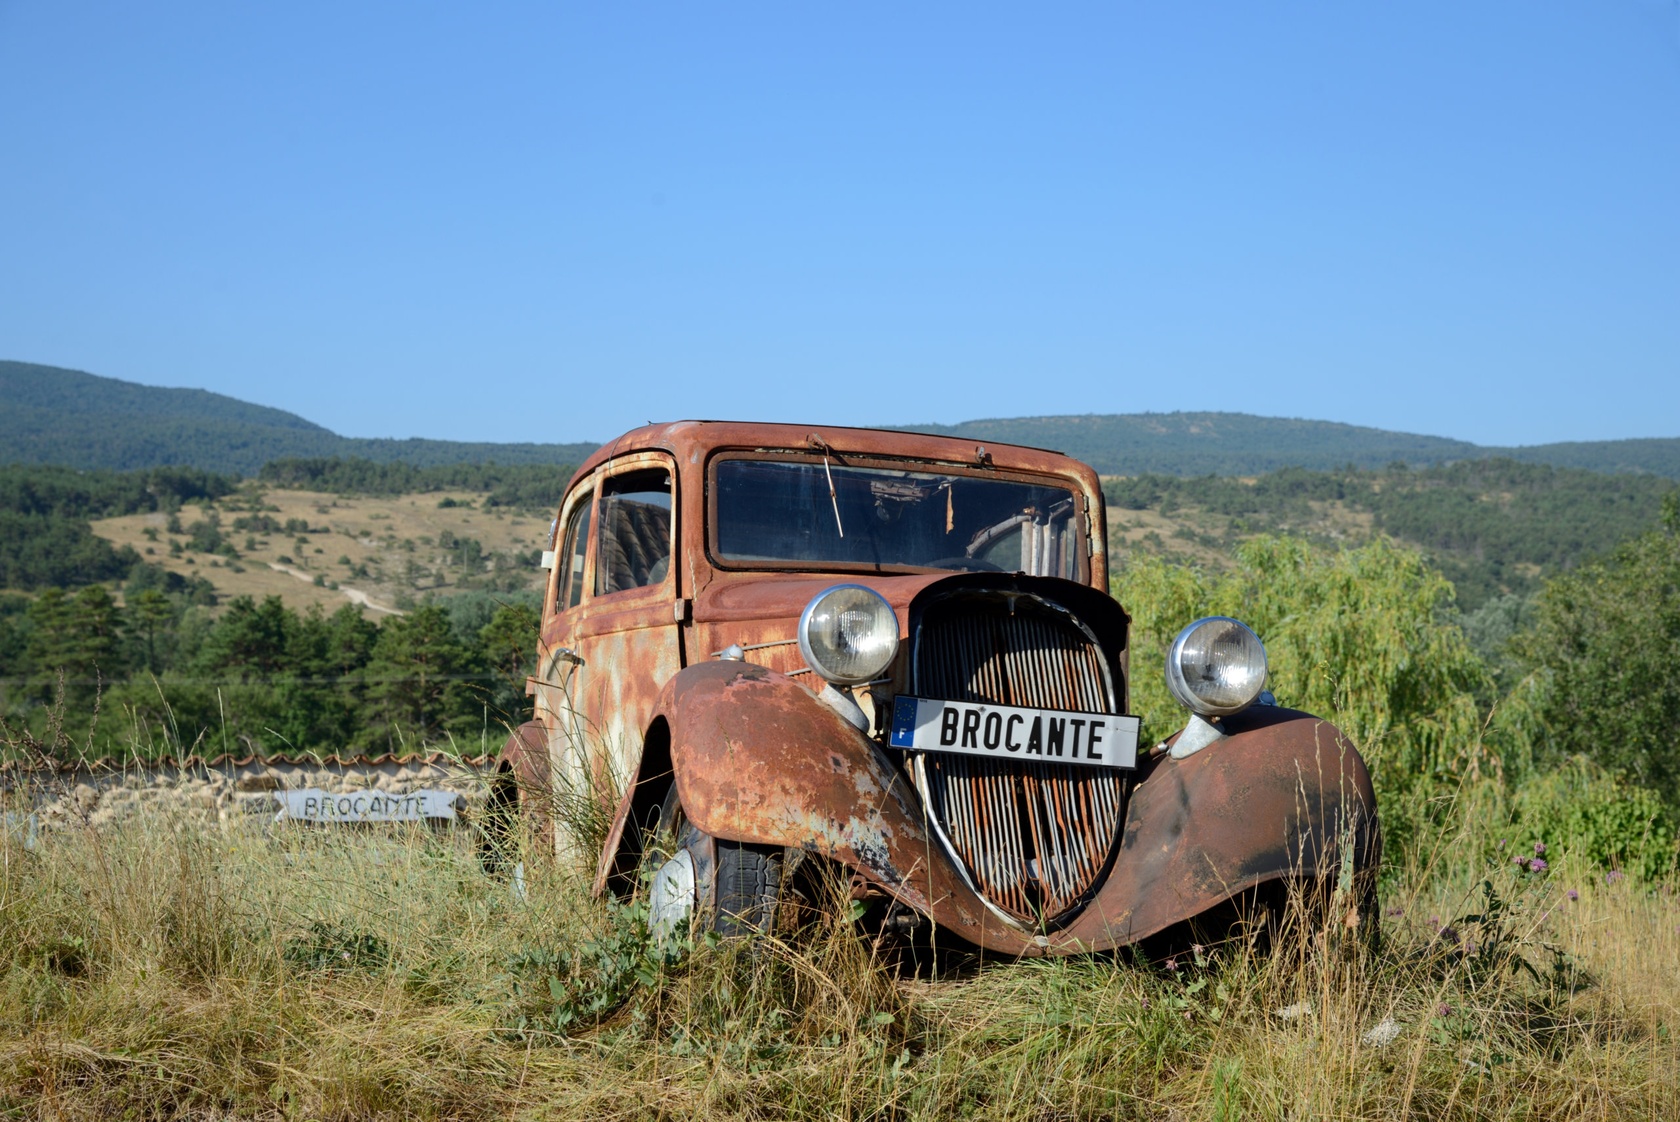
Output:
(693, 569), (953, 631)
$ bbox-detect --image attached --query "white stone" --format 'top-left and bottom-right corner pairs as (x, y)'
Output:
(1361, 1019), (1403, 1047)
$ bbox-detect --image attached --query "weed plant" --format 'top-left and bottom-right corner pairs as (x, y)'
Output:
(1, 784), (1677, 1121)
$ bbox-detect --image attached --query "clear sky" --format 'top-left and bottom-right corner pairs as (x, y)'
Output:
(2, 1), (1677, 447)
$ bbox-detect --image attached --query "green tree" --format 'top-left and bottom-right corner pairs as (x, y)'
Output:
(1115, 535), (1492, 791)
(127, 588), (176, 675)
(191, 596), (293, 683)
(477, 601), (539, 727)
(266, 604), (379, 752)
(364, 605), (470, 746)
(25, 586), (126, 693)
(1512, 498), (1680, 806)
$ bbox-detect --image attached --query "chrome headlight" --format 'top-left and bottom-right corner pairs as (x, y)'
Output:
(1165, 616), (1268, 717)
(798, 585), (899, 685)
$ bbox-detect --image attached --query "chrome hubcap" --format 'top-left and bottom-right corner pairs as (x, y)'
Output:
(649, 850), (696, 944)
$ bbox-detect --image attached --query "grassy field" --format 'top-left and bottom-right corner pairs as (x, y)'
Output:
(3, 785), (1676, 1120)
(90, 488), (550, 616)
(1105, 496), (1377, 576)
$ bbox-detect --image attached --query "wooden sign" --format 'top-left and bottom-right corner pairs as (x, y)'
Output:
(273, 788), (460, 823)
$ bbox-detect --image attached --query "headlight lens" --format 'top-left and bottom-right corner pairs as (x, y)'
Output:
(798, 585), (899, 685)
(1165, 616), (1268, 716)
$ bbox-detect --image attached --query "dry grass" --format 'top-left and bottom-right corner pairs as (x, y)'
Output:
(2, 798), (1677, 1120)
(1103, 490), (1377, 577)
(90, 488), (549, 616)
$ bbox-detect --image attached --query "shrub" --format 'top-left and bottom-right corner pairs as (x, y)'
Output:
(1512, 760), (1678, 882)
(1512, 497), (1680, 807)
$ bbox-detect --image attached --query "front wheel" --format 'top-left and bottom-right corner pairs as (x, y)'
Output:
(646, 784), (783, 941)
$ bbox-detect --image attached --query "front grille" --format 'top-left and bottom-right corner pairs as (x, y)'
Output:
(912, 592), (1127, 926)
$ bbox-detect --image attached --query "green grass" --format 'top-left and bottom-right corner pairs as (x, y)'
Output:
(2, 786), (1677, 1121)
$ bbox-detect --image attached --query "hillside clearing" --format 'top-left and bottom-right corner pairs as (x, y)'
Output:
(90, 488), (550, 616)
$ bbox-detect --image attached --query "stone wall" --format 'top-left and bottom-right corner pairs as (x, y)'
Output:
(4, 757), (495, 834)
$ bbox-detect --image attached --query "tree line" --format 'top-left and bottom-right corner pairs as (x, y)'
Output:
(0, 464), (236, 590)
(1115, 496), (1680, 878)
(257, 458), (577, 508)
(1104, 457), (1679, 609)
(0, 586), (538, 759)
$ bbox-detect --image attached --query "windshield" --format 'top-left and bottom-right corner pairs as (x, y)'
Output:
(713, 457), (1085, 578)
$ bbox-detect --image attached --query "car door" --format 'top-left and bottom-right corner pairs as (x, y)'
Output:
(536, 453), (683, 835)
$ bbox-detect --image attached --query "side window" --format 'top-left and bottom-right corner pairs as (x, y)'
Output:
(555, 492), (593, 611)
(596, 468), (673, 596)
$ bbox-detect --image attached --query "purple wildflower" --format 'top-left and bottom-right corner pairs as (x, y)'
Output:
(1429, 914), (1441, 928)
(1567, 889), (1579, 901)
(1438, 925), (1459, 944)
(1512, 854), (1527, 867)
(1606, 870), (1625, 886)
(1534, 841), (1547, 856)
(1386, 905), (1404, 918)
(1164, 957), (1178, 972)
(1437, 1003), (1451, 1017)
(1530, 857), (1549, 873)
(1497, 839), (1506, 849)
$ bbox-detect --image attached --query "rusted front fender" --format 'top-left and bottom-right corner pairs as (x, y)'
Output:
(1059, 705), (1380, 950)
(615, 660), (1378, 955)
(652, 660), (1046, 954)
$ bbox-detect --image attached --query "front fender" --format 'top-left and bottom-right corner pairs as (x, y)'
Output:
(652, 660), (1044, 954)
(597, 660), (1379, 955)
(1061, 705), (1381, 949)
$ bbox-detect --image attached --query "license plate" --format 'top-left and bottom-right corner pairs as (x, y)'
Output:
(889, 696), (1139, 770)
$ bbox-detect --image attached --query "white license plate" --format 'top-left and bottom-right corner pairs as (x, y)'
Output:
(889, 696), (1139, 769)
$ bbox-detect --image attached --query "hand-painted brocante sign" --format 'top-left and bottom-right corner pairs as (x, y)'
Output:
(273, 788), (460, 823)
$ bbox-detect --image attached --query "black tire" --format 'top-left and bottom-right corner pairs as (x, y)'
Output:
(714, 838), (783, 936)
(650, 784), (783, 937)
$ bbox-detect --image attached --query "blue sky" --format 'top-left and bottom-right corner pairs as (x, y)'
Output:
(2, 1), (1677, 447)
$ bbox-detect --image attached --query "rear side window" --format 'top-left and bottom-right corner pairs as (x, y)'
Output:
(555, 493), (592, 611)
(596, 469), (673, 595)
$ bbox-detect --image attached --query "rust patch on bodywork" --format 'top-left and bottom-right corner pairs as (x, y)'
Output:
(658, 660), (1046, 954)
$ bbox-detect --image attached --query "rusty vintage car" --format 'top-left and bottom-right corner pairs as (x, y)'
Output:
(489, 421), (1379, 956)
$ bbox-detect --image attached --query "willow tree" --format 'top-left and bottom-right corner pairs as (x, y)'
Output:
(1113, 535), (1493, 803)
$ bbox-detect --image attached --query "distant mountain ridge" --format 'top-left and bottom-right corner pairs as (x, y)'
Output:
(4, 360), (1677, 479)
(896, 413), (1680, 478)
(0, 361), (599, 475)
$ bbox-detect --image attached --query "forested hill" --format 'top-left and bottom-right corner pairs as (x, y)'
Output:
(898, 413), (1680, 479)
(0, 361), (599, 475)
(8, 360), (1678, 479)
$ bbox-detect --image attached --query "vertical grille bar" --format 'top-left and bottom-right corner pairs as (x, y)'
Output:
(913, 593), (1128, 927)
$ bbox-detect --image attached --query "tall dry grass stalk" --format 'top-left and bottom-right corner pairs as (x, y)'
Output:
(1, 794), (1676, 1120)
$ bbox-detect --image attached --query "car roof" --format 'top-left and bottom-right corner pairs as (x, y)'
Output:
(566, 420), (1085, 492)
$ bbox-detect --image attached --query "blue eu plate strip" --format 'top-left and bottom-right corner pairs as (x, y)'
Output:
(889, 696), (919, 748)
